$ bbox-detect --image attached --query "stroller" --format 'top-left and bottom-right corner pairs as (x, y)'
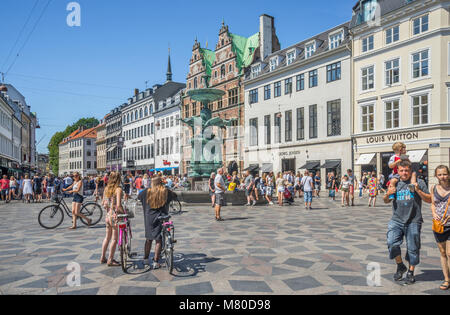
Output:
(283, 187), (295, 205)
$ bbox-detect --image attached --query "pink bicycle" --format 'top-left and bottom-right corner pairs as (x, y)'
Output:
(117, 211), (133, 273)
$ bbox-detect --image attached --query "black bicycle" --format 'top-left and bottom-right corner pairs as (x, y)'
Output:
(38, 194), (103, 229)
(158, 214), (176, 274)
(167, 190), (182, 215)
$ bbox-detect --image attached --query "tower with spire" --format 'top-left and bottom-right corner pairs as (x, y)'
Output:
(166, 47), (173, 82)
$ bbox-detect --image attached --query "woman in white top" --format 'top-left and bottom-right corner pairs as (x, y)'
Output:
(143, 174), (150, 189)
(339, 175), (351, 207)
(276, 173), (285, 207)
(63, 172), (91, 229)
(9, 176), (17, 200)
(23, 175), (33, 203)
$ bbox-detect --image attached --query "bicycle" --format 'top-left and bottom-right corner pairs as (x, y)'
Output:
(116, 210), (133, 273)
(167, 188), (182, 215)
(38, 194), (103, 229)
(158, 214), (177, 274)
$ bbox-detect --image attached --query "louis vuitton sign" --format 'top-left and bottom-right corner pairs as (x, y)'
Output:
(365, 132), (419, 144)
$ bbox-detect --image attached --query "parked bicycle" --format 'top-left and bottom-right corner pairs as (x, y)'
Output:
(158, 214), (177, 274)
(38, 194), (103, 229)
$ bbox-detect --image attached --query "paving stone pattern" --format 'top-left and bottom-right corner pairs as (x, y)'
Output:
(0, 196), (449, 295)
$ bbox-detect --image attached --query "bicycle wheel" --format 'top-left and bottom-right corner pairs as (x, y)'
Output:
(169, 199), (182, 214)
(80, 202), (103, 226)
(38, 205), (64, 229)
(120, 230), (128, 273)
(164, 230), (174, 274)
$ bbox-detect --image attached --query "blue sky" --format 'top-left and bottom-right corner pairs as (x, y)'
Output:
(0, 0), (356, 153)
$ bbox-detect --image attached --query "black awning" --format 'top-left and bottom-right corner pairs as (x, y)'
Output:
(261, 163), (273, 173)
(299, 161), (320, 170)
(320, 160), (341, 169)
(244, 164), (260, 172)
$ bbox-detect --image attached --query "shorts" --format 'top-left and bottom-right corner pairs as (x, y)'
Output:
(47, 187), (55, 194)
(387, 220), (421, 266)
(277, 187), (285, 193)
(215, 192), (225, 206)
(304, 191), (313, 203)
(73, 193), (84, 204)
(433, 226), (450, 243)
(315, 184), (321, 191)
(349, 185), (354, 194)
(245, 189), (253, 197)
(1, 189), (8, 197)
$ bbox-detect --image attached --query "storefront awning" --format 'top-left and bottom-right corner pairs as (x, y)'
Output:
(299, 161), (320, 170)
(407, 150), (427, 163)
(355, 153), (376, 165)
(107, 145), (117, 152)
(261, 163), (273, 173)
(244, 164), (260, 172)
(320, 160), (341, 169)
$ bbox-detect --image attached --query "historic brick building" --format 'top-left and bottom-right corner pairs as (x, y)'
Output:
(181, 15), (280, 176)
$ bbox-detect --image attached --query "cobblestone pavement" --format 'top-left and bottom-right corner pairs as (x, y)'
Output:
(0, 195), (449, 295)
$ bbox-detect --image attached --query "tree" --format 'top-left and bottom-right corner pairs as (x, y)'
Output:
(48, 117), (99, 175)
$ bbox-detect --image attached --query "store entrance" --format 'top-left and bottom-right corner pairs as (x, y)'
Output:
(381, 152), (394, 189)
(282, 158), (296, 173)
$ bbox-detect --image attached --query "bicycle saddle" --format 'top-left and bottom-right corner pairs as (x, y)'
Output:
(157, 215), (171, 221)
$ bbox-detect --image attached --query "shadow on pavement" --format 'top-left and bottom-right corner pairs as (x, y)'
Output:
(172, 253), (220, 278)
(416, 269), (445, 282)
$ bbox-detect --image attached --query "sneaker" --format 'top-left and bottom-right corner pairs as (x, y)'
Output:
(152, 261), (161, 270)
(269, 202), (274, 205)
(246, 203), (251, 206)
(405, 271), (416, 284)
(393, 263), (407, 281)
(252, 201), (256, 206)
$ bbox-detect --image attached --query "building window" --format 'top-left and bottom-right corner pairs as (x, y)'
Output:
(385, 100), (400, 129)
(412, 49), (429, 79)
(274, 81), (281, 97)
(264, 115), (271, 145)
(221, 65), (226, 78)
(309, 70), (318, 88)
(264, 85), (271, 100)
(228, 88), (238, 106)
(194, 77), (198, 89)
(249, 89), (258, 104)
(386, 25), (399, 45)
(274, 113), (281, 144)
(327, 100), (341, 136)
(413, 14), (429, 36)
(184, 105), (189, 117)
(327, 62), (341, 82)
(362, 35), (374, 52)
(309, 105), (318, 139)
(251, 64), (261, 78)
(285, 110), (292, 142)
(270, 57), (278, 71)
(412, 94), (429, 126)
(296, 74), (305, 91)
(249, 118), (258, 146)
(329, 31), (343, 50)
(305, 43), (316, 59)
(361, 66), (375, 91)
(296, 107), (305, 141)
(192, 103), (197, 116)
(361, 104), (375, 132)
(285, 78), (292, 95)
(287, 51), (296, 65)
(385, 58), (400, 86)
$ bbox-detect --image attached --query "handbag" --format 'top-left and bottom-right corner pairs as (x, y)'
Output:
(433, 192), (450, 234)
(228, 182), (237, 192)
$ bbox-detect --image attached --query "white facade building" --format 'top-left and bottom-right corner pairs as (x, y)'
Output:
(244, 22), (353, 182)
(122, 88), (156, 173)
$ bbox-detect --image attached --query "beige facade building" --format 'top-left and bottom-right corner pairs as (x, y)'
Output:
(350, 0), (450, 185)
(96, 118), (107, 174)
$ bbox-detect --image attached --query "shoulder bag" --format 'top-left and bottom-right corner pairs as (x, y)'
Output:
(433, 189), (450, 234)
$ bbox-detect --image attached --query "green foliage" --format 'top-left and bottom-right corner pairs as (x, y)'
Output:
(47, 117), (99, 174)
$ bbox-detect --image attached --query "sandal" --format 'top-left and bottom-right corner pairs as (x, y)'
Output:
(107, 259), (120, 267)
(100, 258), (107, 264)
(440, 281), (450, 290)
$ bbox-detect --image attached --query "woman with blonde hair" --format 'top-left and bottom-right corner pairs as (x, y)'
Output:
(138, 176), (176, 269)
(276, 172), (285, 206)
(100, 172), (124, 266)
(63, 172), (91, 229)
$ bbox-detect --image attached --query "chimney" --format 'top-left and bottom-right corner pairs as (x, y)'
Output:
(134, 88), (139, 96)
(260, 14), (275, 60)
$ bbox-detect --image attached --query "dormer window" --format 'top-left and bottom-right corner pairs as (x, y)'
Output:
(305, 42), (316, 59)
(251, 64), (261, 78)
(270, 57), (278, 71)
(329, 31), (344, 50)
(287, 51), (296, 65)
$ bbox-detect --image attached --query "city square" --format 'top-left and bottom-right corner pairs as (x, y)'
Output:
(0, 196), (447, 295)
